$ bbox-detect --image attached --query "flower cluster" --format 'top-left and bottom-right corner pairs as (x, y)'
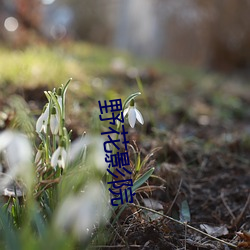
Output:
(36, 90), (61, 136)
(35, 80), (70, 176)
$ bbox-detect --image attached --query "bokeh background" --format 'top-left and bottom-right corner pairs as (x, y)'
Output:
(2, 0), (250, 72)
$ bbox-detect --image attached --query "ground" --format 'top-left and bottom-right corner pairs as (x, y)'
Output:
(0, 42), (249, 249)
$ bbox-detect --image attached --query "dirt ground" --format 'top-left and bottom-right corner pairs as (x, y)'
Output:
(104, 72), (250, 249)
(1, 69), (250, 250)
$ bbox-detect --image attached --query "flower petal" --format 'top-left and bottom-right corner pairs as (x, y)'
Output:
(60, 148), (67, 169)
(135, 109), (144, 125)
(50, 114), (59, 135)
(51, 147), (61, 168)
(36, 113), (45, 133)
(128, 107), (136, 128)
(6, 133), (32, 170)
(41, 122), (47, 134)
(1, 131), (33, 190)
(123, 107), (129, 118)
(44, 104), (50, 118)
(55, 182), (109, 240)
(0, 130), (13, 151)
(67, 137), (87, 163)
(58, 158), (65, 169)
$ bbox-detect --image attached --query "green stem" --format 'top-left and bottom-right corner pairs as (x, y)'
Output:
(45, 100), (53, 164)
(52, 134), (56, 152)
(61, 78), (72, 127)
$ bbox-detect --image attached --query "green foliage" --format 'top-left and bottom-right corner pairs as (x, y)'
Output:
(0, 46), (69, 86)
(0, 43), (130, 87)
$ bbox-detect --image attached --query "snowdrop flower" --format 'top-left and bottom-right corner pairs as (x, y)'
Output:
(67, 135), (88, 165)
(36, 103), (50, 133)
(50, 106), (59, 135)
(67, 135), (108, 172)
(55, 182), (109, 241)
(123, 99), (144, 128)
(51, 142), (67, 169)
(0, 130), (33, 190)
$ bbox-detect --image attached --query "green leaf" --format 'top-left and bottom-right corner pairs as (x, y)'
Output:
(133, 167), (155, 192)
(136, 77), (144, 96)
(62, 78), (72, 99)
(0, 208), (21, 250)
(32, 209), (45, 237)
(135, 152), (141, 173)
(48, 91), (61, 118)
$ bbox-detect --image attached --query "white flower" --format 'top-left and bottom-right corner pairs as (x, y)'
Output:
(54, 182), (109, 240)
(51, 145), (67, 169)
(67, 135), (108, 172)
(123, 100), (144, 128)
(0, 130), (33, 190)
(50, 106), (59, 135)
(36, 104), (50, 133)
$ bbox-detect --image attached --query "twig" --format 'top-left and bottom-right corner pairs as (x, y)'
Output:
(34, 180), (59, 198)
(166, 178), (183, 215)
(221, 190), (236, 221)
(130, 203), (237, 249)
(184, 221), (187, 250)
(233, 192), (250, 227)
(39, 177), (60, 184)
(89, 244), (141, 248)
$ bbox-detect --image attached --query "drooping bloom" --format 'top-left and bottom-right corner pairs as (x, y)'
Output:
(51, 144), (67, 169)
(54, 182), (109, 240)
(50, 106), (59, 135)
(123, 99), (144, 128)
(36, 103), (50, 133)
(0, 130), (33, 190)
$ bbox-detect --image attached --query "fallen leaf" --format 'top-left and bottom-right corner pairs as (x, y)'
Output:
(142, 198), (164, 221)
(142, 198), (164, 211)
(200, 224), (228, 237)
(237, 231), (250, 248)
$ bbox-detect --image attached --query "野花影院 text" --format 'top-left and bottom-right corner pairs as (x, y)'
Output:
(98, 99), (135, 206)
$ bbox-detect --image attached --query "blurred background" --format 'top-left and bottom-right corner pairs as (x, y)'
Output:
(1, 0), (250, 72)
(1, 0), (250, 136)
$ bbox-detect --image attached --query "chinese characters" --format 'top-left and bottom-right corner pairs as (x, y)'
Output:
(98, 99), (135, 206)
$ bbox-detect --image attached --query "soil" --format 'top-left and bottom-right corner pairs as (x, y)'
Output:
(1, 71), (250, 250)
